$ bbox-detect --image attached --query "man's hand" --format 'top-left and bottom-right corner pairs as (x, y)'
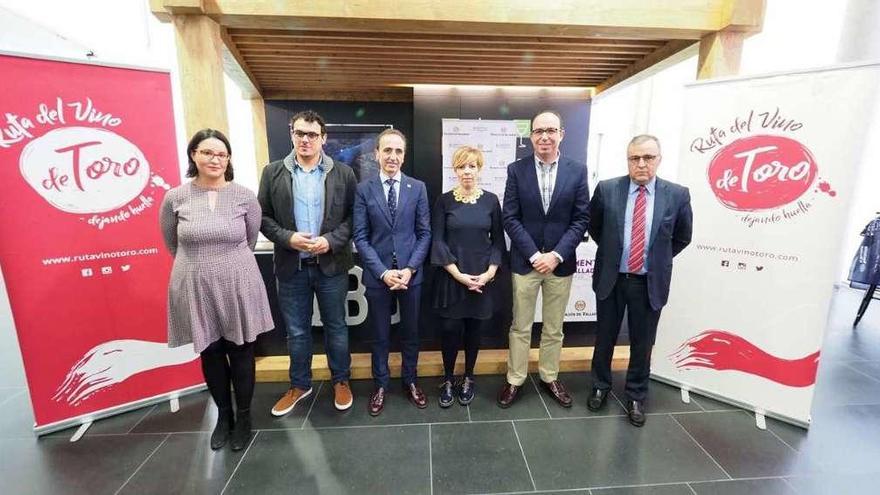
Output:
(308, 236), (331, 255)
(399, 268), (414, 287)
(532, 253), (560, 274)
(289, 232), (314, 251)
(382, 270), (408, 290)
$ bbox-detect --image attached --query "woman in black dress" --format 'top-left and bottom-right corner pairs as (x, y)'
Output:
(431, 145), (505, 407)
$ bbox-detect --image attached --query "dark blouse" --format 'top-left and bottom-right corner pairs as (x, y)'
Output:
(431, 190), (505, 319)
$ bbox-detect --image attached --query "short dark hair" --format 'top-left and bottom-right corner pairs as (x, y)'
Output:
(533, 110), (564, 130)
(289, 110), (327, 135)
(375, 128), (407, 150)
(186, 128), (233, 181)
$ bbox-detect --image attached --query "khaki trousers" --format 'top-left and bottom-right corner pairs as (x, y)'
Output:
(506, 271), (573, 386)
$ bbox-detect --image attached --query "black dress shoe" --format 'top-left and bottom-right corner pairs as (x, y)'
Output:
(540, 380), (573, 408)
(496, 383), (520, 408)
(404, 383), (428, 409)
(587, 388), (609, 412)
(210, 409), (234, 450)
(230, 409), (252, 451)
(626, 400), (646, 427)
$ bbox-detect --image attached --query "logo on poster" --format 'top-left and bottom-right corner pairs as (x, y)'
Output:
(689, 107), (837, 228)
(708, 135), (817, 211)
(20, 127), (150, 214)
(2, 96), (171, 230)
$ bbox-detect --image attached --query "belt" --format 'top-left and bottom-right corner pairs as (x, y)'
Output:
(302, 257), (319, 266)
(619, 272), (646, 279)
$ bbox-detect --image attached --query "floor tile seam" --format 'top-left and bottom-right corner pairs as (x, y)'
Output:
(467, 402), (472, 422)
(262, 422), (437, 432)
(473, 475), (794, 495)
(764, 426), (800, 454)
(609, 389), (628, 411)
(780, 476), (799, 492)
(428, 423), (434, 495)
(843, 362), (880, 384)
(300, 380), (324, 429)
(686, 482), (698, 495)
(667, 412), (733, 480)
(221, 430), (260, 495)
(689, 394), (708, 412)
(586, 475), (790, 492)
(510, 420), (538, 491)
(528, 374), (553, 418)
(0, 387), (26, 408)
(112, 432), (170, 495)
(126, 404), (157, 434)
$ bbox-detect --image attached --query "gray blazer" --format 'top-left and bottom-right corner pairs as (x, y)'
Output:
(258, 151), (357, 279)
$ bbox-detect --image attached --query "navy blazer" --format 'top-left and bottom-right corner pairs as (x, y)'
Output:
(588, 175), (693, 311)
(353, 173), (432, 289)
(502, 156), (590, 276)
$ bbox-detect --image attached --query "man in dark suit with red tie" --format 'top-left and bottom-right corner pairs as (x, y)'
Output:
(586, 134), (693, 426)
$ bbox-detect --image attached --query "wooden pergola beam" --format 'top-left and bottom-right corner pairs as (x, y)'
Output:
(151, 0), (765, 39)
(172, 14), (229, 137)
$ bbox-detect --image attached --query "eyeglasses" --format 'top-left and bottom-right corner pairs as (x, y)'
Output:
(531, 127), (561, 137)
(292, 130), (322, 140)
(196, 149), (230, 161)
(628, 154), (658, 164)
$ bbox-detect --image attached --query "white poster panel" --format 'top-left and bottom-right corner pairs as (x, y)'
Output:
(441, 119), (596, 322)
(652, 63), (880, 426)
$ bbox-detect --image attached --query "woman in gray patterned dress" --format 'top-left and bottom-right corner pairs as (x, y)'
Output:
(160, 129), (273, 451)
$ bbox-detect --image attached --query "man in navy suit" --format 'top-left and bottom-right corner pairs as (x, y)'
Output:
(498, 110), (590, 409)
(586, 134), (693, 426)
(353, 129), (432, 416)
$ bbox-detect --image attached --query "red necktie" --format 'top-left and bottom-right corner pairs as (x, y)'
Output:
(627, 185), (647, 273)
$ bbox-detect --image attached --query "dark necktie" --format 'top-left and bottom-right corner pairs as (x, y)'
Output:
(385, 178), (397, 223)
(627, 185), (647, 273)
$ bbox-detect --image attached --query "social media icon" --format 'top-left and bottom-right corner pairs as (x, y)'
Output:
(101, 266), (112, 275)
(81, 268), (93, 277)
(737, 263), (747, 270)
(121, 264), (131, 272)
(721, 260), (729, 267)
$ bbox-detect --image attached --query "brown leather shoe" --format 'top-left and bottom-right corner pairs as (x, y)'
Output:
(404, 383), (427, 409)
(333, 381), (353, 411)
(271, 387), (313, 417)
(368, 387), (385, 416)
(496, 383), (520, 408)
(540, 379), (573, 408)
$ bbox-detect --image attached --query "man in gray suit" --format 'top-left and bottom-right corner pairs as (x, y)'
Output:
(258, 110), (358, 417)
(586, 134), (693, 426)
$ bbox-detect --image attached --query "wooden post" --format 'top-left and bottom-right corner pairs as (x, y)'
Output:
(172, 15), (229, 137)
(251, 97), (270, 177)
(696, 30), (746, 80)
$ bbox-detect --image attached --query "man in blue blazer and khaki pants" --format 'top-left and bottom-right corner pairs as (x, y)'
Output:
(353, 129), (432, 416)
(499, 110), (590, 409)
(587, 134), (693, 426)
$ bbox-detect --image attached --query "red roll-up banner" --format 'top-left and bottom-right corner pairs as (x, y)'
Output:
(0, 53), (203, 432)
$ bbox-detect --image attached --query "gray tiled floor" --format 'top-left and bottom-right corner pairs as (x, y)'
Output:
(0, 286), (879, 494)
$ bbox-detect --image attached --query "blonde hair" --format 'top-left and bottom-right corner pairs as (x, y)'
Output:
(451, 145), (484, 170)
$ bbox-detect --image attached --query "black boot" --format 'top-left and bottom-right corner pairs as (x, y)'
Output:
(230, 409), (252, 451)
(210, 409), (234, 450)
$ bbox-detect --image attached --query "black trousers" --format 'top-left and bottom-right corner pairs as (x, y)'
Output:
(591, 274), (661, 402)
(200, 338), (256, 414)
(439, 317), (484, 380)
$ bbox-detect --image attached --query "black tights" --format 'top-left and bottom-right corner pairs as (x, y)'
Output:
(200, 339), (255, 414)
(439, 317), (484, 381)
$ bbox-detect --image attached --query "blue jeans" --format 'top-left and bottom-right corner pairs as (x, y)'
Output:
(277, 266), (351, 389)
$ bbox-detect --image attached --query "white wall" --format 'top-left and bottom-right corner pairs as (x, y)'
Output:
(586, 0), (880, 281)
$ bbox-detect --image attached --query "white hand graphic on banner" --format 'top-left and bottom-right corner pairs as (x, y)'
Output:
(53, 340), (199, 406)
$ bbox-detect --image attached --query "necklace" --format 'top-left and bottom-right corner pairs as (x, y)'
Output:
(453, 187), (482, 204)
